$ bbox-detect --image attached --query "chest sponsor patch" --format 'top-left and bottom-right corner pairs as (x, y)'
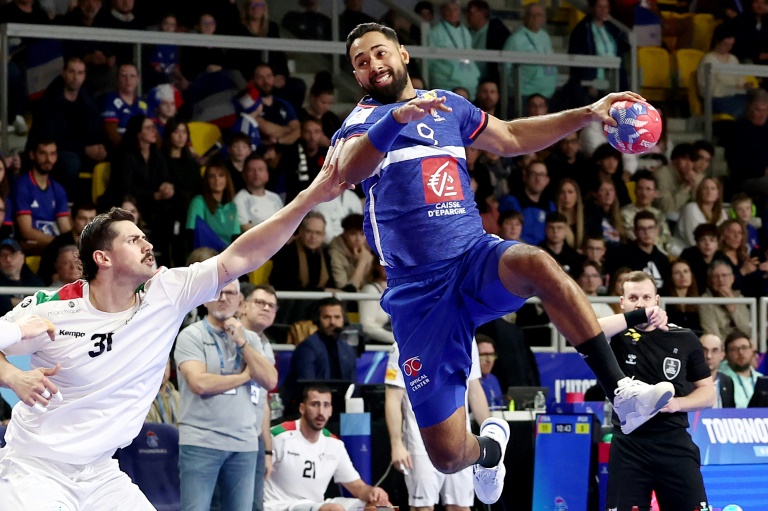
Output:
(421, 157), (464, 204)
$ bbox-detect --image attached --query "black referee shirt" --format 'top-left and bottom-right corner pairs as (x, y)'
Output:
(610, 325), (711, 434)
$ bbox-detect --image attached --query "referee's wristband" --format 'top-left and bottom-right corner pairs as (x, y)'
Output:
(264, 450), (273, 456)
(624, 308), (648, 328)
(367, 110), (406, 153)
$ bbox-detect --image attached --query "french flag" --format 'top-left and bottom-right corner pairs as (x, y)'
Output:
(26, 39), (64, 101)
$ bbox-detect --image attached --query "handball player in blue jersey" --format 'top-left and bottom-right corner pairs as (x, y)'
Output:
(334, 23), (674, 504)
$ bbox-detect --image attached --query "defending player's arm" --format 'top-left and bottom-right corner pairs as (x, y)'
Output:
(340, 479), (390, 505)
(598, 306), (669, 339)
(0, 355), (60, 408)
(384, 385), (412, 471)
(215, 140), (352, 289)
(660, 377), (716, 413)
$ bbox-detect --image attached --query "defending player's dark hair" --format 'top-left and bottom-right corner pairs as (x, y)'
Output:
(78, 207), (136, 281)
(345, 23), (400, 63)
(302, 384), (333, 402)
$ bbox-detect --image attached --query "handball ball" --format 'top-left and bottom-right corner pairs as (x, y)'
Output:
(603, 100), (662, 155)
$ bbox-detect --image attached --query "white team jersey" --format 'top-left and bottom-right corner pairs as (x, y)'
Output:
(266, 419), (360, 504)
(385, 340), (481, 455)
(0, 258), (219, 465)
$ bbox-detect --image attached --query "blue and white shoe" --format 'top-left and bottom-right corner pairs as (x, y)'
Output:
(614, 377), (674, 434)
(473, 417), (509, 504)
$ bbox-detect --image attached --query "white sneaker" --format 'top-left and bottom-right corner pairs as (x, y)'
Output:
(473, 417), (509, 504)
(613, 377), (674, 434)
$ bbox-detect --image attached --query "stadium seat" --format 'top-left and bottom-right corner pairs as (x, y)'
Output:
(249, 260), (273, 286)
(25, 256), (41, 274)
(286, 320), (317, 345)
(92, 162), (111, 203)
(188, 122), (222, 157)
(687, 69), (735, 122)
(638, 47), (671, 101)
(0, 424), (6, 448)
(115, 422), (180, 511)
(692, 14), (718, 52)
(674, 48), (704, 101)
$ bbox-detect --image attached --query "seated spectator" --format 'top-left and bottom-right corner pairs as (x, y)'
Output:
(698, 24), (751, 119)
(224, 132), (253, 192)
(452, 86), (471, 100)
(187, 160), (240, 251)
(312, 188), (364, 241)
(613, 211), (671, 291)
(339, 0), (375, 39)
(282, 118), (329, 204)
(539, 211), (584, 278)
(281, 0), (333, 41)
(381, 8), (421, 46)
(719, 330), (764, 408)
(730, 194), (760, 252)
(50, 245), (81, 287)
(28, 56), (106, 199)
(554, 178), (584, 248)
(59, 0), (113, 95)
(234, 153), (284, 232)
(250, 63), (301, 147)
(581, 235), (608, 270)
(38, 202), (96, 285)
(415, 0), (435, 24)
(0, 239), (45, 314)
(583, 143), (631, 207)
(299, 71), (342, 147)
(233, 0), (288, 84)
(733, 0), (768, 65)
(359, 259), (394, 344)
(162, 118), (202, 220)
(475, 183), (500, 236)
(699, 260), (752, 339)
(608, 266), (631, 313)
(654, 143), (703, 223)
(576, 260), (613, 318)
(101, 62), (148, 149)
(427, 0), (481, 99)
(146, 358), (180, 426)
(476, 334), (505, 408)
(328, 213), (373, 292)
(679, 223), (730, 294)
(270, 211), (336, 294)
(12, 139), (71, 254)
(584, 179), (625, 252)
(524, 93), (548, 116)
(0, 196), (13, 243)
(499, 159), (555, 245)
(474, 79), (501, 118)
(281, 299), (357, 405)
(503, 4), (556, 102)
(693, 139), (715, 176)
(497, 209), (523, 241)
(545, 133), (588, 195)
(725, 89), (768, 203)
(621, 170), (674, 256)
(147, 13), (181, 88)
(664, 259), (702, 333)
(94, 0), (144, 31)
(466, 0), (510, 82)
(148, 84), (181, 137)
(719, 218), (759, 287)
(676, 177), (728, 248)
(179, 12), (233, 85)
(578, 121), (638, 179)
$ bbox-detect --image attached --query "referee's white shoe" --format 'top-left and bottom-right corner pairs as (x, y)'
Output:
(614, 377), (674, 434)
(473, 417), (509, 504)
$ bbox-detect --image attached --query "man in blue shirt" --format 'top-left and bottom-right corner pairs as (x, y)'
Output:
(476, 335), (505, 409)
(101, 63), (148, 148)
(250, 64), (300, 147)
(12, 139), (71, 254)
(334, 23), (674, 505)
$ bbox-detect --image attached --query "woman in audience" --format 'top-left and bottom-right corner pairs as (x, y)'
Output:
(664, 260), (702, 333)
(300, 71), (342, 147)
(585, 178), (626, 253)
(0, 196), (13, 241)
(719, 218), (761, 288)
(609, 266), (631, 314)
(186, 159), (240, 252)
(180, 13), (231, 83)
(359, 259), (395, 344)
(697, 23), (753, 119)
(234, 0), (289, 82)
(584, 143), (631, 207)
(555, 178), (584, 248)
(676, 177), (727, 248)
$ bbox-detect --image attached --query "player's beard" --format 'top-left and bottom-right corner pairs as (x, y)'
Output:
(363, 63), (409, 104)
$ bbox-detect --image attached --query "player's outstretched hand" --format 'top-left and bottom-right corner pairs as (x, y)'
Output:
(644, 306), (668, 331)
(305, 138), (354, 205)
(588, 91), (647, 127)
(17, 315), (55, 342)
(392, 95), (452, 124)
(9, 363), (63, 412)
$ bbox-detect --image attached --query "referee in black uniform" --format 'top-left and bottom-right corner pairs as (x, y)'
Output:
(598, 270), (715, 511)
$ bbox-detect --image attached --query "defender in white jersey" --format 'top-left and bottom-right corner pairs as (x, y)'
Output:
(385, 340), (488, 511)
(0, 142), (352, 510)
(265, 385), (390, 511)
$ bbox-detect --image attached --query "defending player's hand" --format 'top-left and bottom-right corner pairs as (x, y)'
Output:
(305, 138), (354, 204)
(9, 363), (63, 412)
(17, 315), (55, 342)
(588, 91), (646, 126)
(392, 95), (452, 124)
(659, 397), (681, 414)
(644, 306), (668, 331)
(390, 442), (413, 473)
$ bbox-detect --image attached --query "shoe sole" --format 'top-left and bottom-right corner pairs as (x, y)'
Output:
(621, 389), (674, 434)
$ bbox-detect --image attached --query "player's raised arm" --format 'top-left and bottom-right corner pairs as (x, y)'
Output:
(215, 140), (352, 288)
(471, 91), (646, 157)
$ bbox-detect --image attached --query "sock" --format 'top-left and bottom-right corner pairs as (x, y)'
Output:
(476, 435), (502, 468)
(575, 332), (625, 398)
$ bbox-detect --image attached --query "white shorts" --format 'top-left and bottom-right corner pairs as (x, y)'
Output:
(404, 454), (474, 507)
(0, 447), (155, 511)
(266, 497), (366, 511)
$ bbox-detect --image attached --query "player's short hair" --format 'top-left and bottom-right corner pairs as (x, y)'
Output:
(78, 207), (136, 281)
(621, 270), (657, 294)
(724, 329), (751, 349)
(302, 384), (333, 402)
(345, 23), (400, 63)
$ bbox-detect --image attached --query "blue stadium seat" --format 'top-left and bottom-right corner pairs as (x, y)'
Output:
(0, 424), (6, 448)
(115, 422), (180, 511)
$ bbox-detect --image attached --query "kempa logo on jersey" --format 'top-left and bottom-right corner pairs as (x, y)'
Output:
(700, 417), (768, 445)
(59, 329), (84, 338)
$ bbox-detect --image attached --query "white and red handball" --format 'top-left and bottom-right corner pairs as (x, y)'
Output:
(603, 100), (662, 155)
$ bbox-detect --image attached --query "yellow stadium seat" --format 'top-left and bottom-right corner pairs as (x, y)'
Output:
(638, 47), (671, 101)
(249, 260), (273, 286)
(626, 180), (636, 205)
(675, 49), (704, 90)
(25, 256), (41, 274)
(92, 162), (111, 203)
(692, 14), (719, 52)
(188, 122), (222, 157)
(688, 69), (735, 122)
(568, 9), (586, 34)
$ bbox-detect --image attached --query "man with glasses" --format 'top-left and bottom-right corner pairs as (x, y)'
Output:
(718, 330), (763, 408)
(612, 211), (670, 290)
(699, 260), (751, 340)
(499, 160), (555, 245)
(699, 333), (735, 408)
(175, 279), (279, 510)
(476, 335), (504, 408)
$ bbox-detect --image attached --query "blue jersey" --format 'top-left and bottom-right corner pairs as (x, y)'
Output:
(12, 172), (69, 237)
(333, 90), (488, 272)
(101, 92), (148, 134)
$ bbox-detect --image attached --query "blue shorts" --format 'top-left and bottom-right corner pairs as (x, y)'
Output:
(382, 235), (527, 428)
